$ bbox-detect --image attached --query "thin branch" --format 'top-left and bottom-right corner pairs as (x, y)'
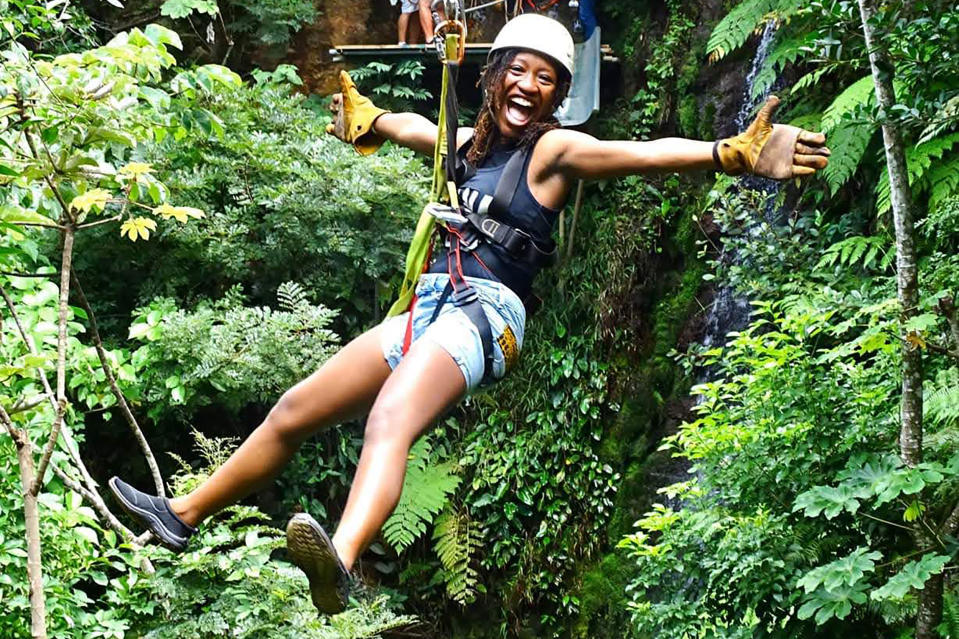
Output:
(30, 225), (74, 496)
(0, 403), (19, 439)
(8, 397), (46, 416)
(923, 340), (959, 361)
(20, 128), (76, 226)
(76, 214), (122, 230)
(3, 405), (151, 566)
(71, 274), (166, 496)
(1, 285), (101, 495)
(859, 510), (914, 531)
(0, 286), (57, 413)
(9, 221), (65, 230)
(0, 270), (57, 278)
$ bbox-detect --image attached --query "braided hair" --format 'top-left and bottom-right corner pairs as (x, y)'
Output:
(466, 49), (572, 166)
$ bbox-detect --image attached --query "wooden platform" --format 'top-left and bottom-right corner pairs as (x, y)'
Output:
(329, 42), (617, 62)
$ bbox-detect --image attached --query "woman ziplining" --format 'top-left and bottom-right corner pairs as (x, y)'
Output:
(107, 14), (830, 614)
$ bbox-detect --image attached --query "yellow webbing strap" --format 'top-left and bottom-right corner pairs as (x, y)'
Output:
(387, 33), (460, 318)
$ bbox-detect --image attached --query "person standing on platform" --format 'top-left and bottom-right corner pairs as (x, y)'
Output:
(397, 0), (421, 45)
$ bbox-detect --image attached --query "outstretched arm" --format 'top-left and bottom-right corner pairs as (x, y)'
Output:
(326, 71), (473, 156)
(543, 131), (717, 180)
(370, 113), (473, 156)
(542, 96), (829, 182)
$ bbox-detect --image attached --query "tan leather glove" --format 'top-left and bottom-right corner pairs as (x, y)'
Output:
(326, 70), (390, 156)
(715, 95), (830, 179)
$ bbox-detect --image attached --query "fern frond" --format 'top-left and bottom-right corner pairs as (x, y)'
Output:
(876, 131), (959, 215)
(822, 119), (878, 194)
(927, 153), (959, 211)
(277, 281), (308, 311)
(815, 235), (890, 272)
(433, 510), (483, 604)
(750, 30), (818, 99)
(790, 62), (844, 94)
(944, 588), (959, 639)
(707, 0), (777, 62)
(925, 368), (959, 428)
(822, 75), (874, 132)
(383, 438), (461, 552)
(918, 93), (959, 144)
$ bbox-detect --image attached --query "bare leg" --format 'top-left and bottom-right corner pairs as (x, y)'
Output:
(417, 0), (434, 42)
(397, 12), (410, 43)
(408, 14), (422, 43)
(331, 339), (466, 570)
(170, 325), (392, 527)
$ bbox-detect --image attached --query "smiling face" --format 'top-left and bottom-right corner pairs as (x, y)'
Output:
(494, 51), (561, 139)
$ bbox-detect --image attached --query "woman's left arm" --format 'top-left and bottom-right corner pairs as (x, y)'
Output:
(543, 96), (830, 182)
(544, 131), (717, 180)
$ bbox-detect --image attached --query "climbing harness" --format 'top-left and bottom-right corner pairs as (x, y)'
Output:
(388, 23), (556, 383)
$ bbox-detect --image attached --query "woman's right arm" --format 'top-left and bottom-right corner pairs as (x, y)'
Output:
(372, 113), (439, 155)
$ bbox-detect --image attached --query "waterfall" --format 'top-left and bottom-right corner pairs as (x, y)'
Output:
(656, 21), (784, 511)
(700, 20), (780, 352)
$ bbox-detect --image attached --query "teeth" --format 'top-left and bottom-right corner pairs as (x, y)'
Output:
(511, 97), (533, 108)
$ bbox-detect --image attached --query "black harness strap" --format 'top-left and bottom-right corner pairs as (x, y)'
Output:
(490, 145), (527, 216)
(452, 285), (494, 379)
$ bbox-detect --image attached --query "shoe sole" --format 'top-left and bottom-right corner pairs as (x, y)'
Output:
(286, 514), (347, 615)
(108, 477), (187, 553)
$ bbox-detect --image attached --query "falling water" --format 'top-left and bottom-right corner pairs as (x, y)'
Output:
(657, 21), (784, 511)
(700, 20), (780, 352)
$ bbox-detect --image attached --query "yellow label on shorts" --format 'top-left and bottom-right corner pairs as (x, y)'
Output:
(496, 325), (520, 372)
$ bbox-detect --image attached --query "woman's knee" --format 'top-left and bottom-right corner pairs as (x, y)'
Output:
(363, 396), (416, 448)
(263, 390), (323, 444)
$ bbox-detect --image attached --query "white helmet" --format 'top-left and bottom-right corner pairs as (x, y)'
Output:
(488, 14), (575, 79)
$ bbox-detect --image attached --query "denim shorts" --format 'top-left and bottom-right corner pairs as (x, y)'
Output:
(380, 273), (527, 391)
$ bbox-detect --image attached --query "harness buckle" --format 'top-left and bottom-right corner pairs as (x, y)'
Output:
(480, 218), (502, 237)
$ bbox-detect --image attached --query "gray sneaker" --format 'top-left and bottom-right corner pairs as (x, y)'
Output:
(286, 513), (351, 614)
(108, 477), (195, 552)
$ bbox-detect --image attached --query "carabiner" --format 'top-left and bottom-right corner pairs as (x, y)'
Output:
(435, 20), (467, 64)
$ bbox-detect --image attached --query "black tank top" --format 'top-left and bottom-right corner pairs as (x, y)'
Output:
(427, 139), (564, 299)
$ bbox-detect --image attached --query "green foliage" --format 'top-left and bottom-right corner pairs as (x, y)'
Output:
(815, 235), (893, 272)
(876, 132), (959, 215)
(224, 0), (317, 47)
(925, 368), (959, 428)
(128, 283), (340, 417)
(383, 437), (461, 552)
(706, 0), (806, 62)
(161, 0), (219, 20)
(871, 554), (951, 603)
(796, 547), (880, 624)
(116, 433), (419, 638)
(822, 76), (875, 132)
(822, 119), (879, 194)
(943, 590), (959, 639)
(160, 0), (316, 55)
(0, 0), (96, 51)
(350, 60), (433, 113)
(433, 510), (483, 604)
(251, 63), (303, 89)
(616, 2), (694, 139)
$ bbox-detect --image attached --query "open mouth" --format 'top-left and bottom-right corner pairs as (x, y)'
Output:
(504, 95), (536, 128)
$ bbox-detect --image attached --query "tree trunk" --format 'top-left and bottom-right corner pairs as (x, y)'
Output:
(16, 434), (47, 639)
(916, 573), (943, 639)
(856, 0), (922, 465)
(856, 0), (934, 636)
